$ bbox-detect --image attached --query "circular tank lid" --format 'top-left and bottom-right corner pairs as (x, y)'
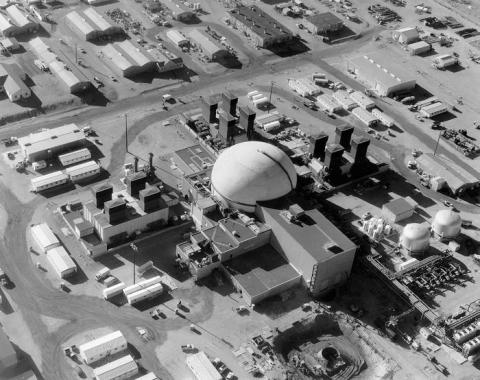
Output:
(402, 223), (430, 240)
(434, 209), (462, 226)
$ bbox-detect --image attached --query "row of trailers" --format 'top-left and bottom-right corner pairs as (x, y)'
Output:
(102, 275), (164, 305)
(31, 160), (101, 192)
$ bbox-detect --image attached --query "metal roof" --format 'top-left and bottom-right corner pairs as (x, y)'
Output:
(19, 124), (84, 156)
(115, 40), (152, 67)
(30, 171), (69, 188)
(103, 43), (134, 72)
(66, 11), (96, 37)
(188, 29), (225, 57)
(0, 13), (16, 33)
(65, 160), (99, 177)
(79, 330), (126, 354)
(166, 29), (188, 45)
(30, 223), (59, 248)
(46, 246), (76, 275)
(229, 5), (293, 39)
(83, 7), (112, 32)
(185, 351), (222, 380)
(305, 12), (343, 28)
(58, 147), (91, 165)
(6, 5), (34, 28)
(93, 354), (137, 380)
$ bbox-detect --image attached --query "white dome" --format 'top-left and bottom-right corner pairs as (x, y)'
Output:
(211, 141), (297, 212)
(432, 209), (461, 239)
(400, 223), (430, 254)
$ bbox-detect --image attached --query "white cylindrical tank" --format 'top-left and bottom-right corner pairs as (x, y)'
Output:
(400, 223), (430, 255)
(384, 224), (392, 235)
(432, 209), (462, 240)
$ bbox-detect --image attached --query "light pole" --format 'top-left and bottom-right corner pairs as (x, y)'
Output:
(433, 130), (442, 157)
(268, 81), (274, 114)
(130, 242), (138, 284)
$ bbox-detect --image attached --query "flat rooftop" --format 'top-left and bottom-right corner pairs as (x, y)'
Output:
(225, 244), (300, 299)
(175, 144), (214, 174)
(306, 12), (343, 28)
(258, 199), (357, 263)
(229, 5), (293, 39)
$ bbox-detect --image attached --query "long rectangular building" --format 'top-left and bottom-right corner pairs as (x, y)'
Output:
(30, 223), (60, 253)
(58, 148), (91, 166)
(347, 54), (416, 96)
(46, 246), (77, 278)
(65, 160), (100, 182)
(3, 5), (38, 35)
(67, 8), (123, 41)
(185, 351), (222, 380)
(79, 330), (127, 365)
(229, 5), (294, 48)
(31, 171), (69, 192)
(19, 123), (85, 161)
(93, 354), (138, 380)
(188, 29), (229, 61)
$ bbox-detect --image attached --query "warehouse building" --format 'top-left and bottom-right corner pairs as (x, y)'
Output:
(185, 351), (221, 380)
(0, 328), (17, 372)
(79, 330), (127, 365)
(0, 63), (31, 102)
(188, 29), (229, 62)
(66, 160), (100, 182)
(371, 108), (395, 127)
(347, 54), (416, 96)
(103, 40), (160, 77)
(408, 40), (431, 55)
(303, 12), (344, 35)
(316, 93), (342, 113)
(83, 178), (169, 245)
(382, 198), (415, 223)
(288, 78), (321, 97)
(18, 123), (85, 162)
(229, 5), (294, 48)
(166, 29), (189, 48)
(31, 171), (69, 192)
(30, 223), (60, 253)
(162, 0), (196, 22)
(349, 91), (375, 110)
(392, 26), (419, 44)
(46, 246), (77, 278)
(2, 5), (38, 35)
(66, 8), (123, 41)
(333, 90), (357, 110)
(29, 37), (91, 93)
(58, 148), (91, 167)
(0, 37), (20, 53)
(93, 355), (138, 380)
(432, 54), (458, 69)
(352, 107), (378, 127)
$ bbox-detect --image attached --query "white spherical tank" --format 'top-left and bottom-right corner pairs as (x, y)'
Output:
(400, 223), (430, 255)
(432, 209), (462, 240)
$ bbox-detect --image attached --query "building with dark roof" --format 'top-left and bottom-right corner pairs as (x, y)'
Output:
(304, 12), (344, 35)
(229, 5), (294, 48)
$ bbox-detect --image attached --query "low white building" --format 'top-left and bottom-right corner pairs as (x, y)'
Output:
(420, 102), (448, 118)
(166, 29), (189, 47)
(408, 40), (431, 55)
(288, 78), (321, 97)
(432, 54), (458, 69)
(351, 107), (378, 127)
(31, 171), (69, 192)
(371, 108), (395, 127)
(66, 160), (100, 182)
(126, 283), (163, 305)
(392, 26), (419, 44)
(58, 148), (91, 167)
(30, 223), (60, 253)
(349, 91), (375, 110)
(185, 351), (222, 380)
(79, 330), (127, 365)
(46, 246), (77, 278)
(93, 354), (138, 380)
(316, 94), (342, 113)
(332, 90), (357, 110)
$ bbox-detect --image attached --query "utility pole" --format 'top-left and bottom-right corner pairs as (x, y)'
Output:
(125, 114), (128, 155)
(75, 43), (77, 64)
(433, 130), (442, 156)
(130, 243), (138, 285)
(268, 81), (274, 113)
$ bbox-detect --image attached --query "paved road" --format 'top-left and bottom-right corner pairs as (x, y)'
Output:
(0, 24), (478, 379)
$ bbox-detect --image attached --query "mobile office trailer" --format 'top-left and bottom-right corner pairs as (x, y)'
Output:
(371, 108), (395, 127)
(252, 97), (269, 107)
(126, 283), (163, 305)
(31, 223), (60, 253)
(92, 354), (138, 380)
(103, 282), (126, 300)
(66, 160), (100, 182)
(32, 160), (47, 171)
(31, 171), (69, 192)
(122, 276), (162, 296)
(95, 267), (110, 281)
(58, 148), (91, 167)
(78, 330), (127, 365)
(247, 90), (260, 99)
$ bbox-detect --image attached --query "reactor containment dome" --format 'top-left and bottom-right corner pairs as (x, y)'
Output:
(399, 223), (430, 256)
(432, 209), (461, 240)
(211, 141), (297, 212)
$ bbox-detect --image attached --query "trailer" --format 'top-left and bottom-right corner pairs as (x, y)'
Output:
(66, 160), (100, 182)
(58, 148), (91, 167)
(263, 120), (281, 132)
(95, 267), (110, 281)
(126, 283), (163, 305)
(371, 108), (396, 127)
(31, 171), (69, 192)
(103, 282), (126, 300)
(123, 276), (162, 296)
(252, 97), (269, 108)
(79, 330), (127, 365)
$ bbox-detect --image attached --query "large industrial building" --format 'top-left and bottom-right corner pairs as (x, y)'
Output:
(229, 5), (294, 48)
(29, 37), (91, 93)
(177, 141), (358, 305)
(18, 123), (85, 162)
(66, 8), (123, 41)
(0, 63), (31, 102)
(162, 0), (196, 22)
(0, 5), (38, 36)
(303, 12), (344, 35)
(188, 29), (229, 62)
(347, 54), (416, 96)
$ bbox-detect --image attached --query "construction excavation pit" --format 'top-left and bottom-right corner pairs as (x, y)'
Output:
(272, 314), (365, 379)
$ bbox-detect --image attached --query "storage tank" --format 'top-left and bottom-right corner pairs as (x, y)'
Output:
(432, 209), (462, 240)
(454, 323), (479, 344)
(463, 336), (480, 357)
(384, 224), (392, 235)
(399, 223), (430, 256)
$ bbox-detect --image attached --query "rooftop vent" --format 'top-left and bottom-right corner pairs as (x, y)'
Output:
(325, 243), (343, 254)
